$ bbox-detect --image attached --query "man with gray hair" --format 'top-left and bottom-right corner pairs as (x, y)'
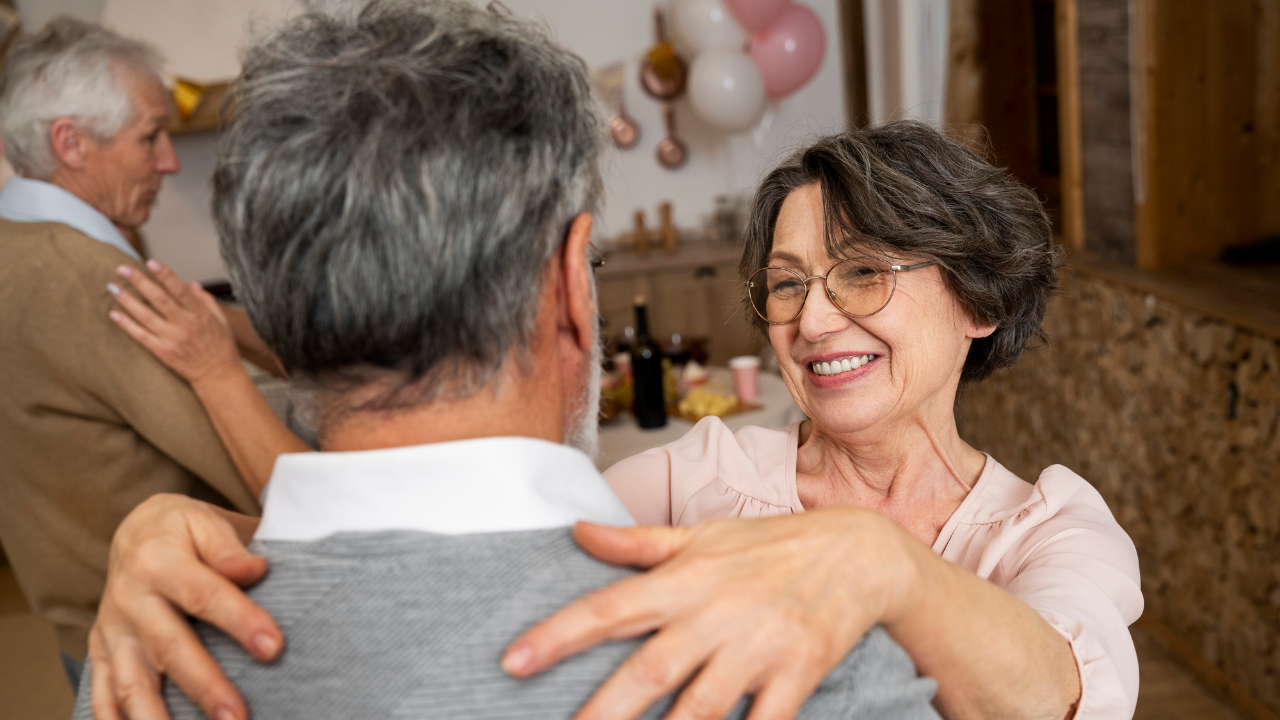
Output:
(73, 2), (939, 718)
(0, 18), (260, 688)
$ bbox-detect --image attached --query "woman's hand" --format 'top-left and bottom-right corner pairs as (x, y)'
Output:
(506, 509), (1081, 720)
(88, 494), (281, 720)
(108, 260), (241, 388)
(503, 508), (922, 720)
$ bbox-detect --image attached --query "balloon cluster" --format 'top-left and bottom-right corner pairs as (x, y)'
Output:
(674, 0), (826, 132)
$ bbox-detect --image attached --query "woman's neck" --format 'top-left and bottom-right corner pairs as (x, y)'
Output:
(794, 411), (986, 545)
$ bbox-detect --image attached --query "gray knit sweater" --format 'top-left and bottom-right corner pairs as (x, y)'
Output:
(74, 529), (939, 719)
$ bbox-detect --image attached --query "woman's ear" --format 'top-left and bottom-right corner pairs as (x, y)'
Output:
(967, 320), (998, 340)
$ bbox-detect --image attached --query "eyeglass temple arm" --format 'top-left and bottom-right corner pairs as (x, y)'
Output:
(891, 260), (939, 272)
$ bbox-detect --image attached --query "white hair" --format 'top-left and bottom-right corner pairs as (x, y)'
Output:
(0, 17), (163, 179)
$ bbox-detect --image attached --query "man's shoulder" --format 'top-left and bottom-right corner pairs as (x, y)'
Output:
(0, 218), (137, 279)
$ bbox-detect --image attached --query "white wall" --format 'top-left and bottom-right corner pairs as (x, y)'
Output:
(13, 0), (846, 282)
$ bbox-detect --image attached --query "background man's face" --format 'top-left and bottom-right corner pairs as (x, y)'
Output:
(79, 70), (180, 228)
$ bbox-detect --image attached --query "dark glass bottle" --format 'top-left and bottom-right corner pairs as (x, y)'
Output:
(630, 296), (667, 429)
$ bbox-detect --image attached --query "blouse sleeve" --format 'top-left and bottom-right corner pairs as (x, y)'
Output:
(602, 444), (674, 527)
(602, 417), (799, 527)
(991, 467), (1144, 719)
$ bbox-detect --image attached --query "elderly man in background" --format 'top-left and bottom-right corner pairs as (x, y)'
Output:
(71, 3), (939, 719)
(0, 18), (289, 688)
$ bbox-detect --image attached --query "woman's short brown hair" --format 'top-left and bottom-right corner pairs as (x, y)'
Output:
(740, 120), (1061, 383)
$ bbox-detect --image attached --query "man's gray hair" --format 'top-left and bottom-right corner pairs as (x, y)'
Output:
(215, 0), (605, 415)
(0, 17), (162, 178)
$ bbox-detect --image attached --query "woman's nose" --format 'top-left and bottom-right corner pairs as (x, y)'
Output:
(797, 281), (852, 341)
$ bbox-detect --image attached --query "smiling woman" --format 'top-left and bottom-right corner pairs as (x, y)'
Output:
(600, 120), (1143, 719)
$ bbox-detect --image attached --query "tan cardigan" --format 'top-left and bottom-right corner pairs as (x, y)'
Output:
(0, 219), (260, 660)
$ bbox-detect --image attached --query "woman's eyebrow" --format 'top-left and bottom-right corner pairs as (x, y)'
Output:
(767, 250), (805, 266)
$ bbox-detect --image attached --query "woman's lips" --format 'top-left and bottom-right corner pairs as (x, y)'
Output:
(804, 353), (881, 385)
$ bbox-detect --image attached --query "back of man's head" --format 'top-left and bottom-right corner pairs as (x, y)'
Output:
(215, 0), (604, 417)
(0, 17), (161, 179)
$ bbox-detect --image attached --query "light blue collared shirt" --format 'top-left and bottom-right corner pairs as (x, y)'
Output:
(0, 176), (141, 261)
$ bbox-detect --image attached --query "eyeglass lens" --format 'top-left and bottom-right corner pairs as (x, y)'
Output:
(748, 256), (897, 323)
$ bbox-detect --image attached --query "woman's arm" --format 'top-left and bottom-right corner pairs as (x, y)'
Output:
(505, 509), (1083, 720)
(223, 304), (287, 379)
(108, 260), (309, 496)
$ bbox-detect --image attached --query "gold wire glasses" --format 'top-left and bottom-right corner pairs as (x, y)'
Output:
(746, 255), (938, 325)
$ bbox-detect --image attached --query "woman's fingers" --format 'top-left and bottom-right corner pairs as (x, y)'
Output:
(103, 633), (170, 720)
(90, 496), (277, 720)
(661, 647), (760, 720)
(88, 629), (124, 720)
(108, 281), (168, 333)
(109, 308), (167, 356)
(130, 595), (249, 720)
(504, 572), (684, 677)
(118, 265), (184, 320)
(572, 522), (692, 568)
(143, 259), (200, 311)
(744, 670), (824, 720)
(574, 623), (718, 720)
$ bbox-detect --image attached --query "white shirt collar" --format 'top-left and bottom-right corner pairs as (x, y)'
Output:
(0, 176), (141, 261)
(254, 436), (635, 542)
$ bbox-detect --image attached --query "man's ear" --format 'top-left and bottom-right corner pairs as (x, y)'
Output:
(560, 212), (596, 354)
(48, 118), (90, 170)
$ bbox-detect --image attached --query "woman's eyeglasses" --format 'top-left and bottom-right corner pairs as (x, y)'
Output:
(746, 256), (938, 325)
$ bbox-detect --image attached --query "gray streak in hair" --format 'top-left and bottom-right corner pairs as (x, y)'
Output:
(214, 0), (604, 417)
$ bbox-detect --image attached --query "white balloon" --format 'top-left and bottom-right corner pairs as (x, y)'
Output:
(673, 0), (748, 54)
(688, 49), (767, 132)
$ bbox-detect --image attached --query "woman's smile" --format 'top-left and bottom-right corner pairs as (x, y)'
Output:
(804, 352), (882, 385)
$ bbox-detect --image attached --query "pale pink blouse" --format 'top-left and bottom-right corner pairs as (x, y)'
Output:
(603, 418), (1144, 720)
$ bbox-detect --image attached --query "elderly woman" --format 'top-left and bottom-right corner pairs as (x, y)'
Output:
(93, 121), (1139, 720)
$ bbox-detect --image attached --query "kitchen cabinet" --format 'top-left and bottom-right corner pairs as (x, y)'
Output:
(596, 241), (764, 365)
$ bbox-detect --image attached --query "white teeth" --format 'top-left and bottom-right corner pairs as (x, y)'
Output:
(811, 355), (877, 376)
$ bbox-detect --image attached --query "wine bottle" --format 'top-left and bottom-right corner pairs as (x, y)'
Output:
(630, 295), (667, 429)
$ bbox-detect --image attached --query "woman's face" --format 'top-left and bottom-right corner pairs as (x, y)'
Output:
(766, 184), (994, 437)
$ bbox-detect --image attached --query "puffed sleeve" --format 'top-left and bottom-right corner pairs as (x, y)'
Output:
(961, 465), (1144, 719)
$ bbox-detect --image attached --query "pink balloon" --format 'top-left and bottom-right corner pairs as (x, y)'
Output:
(748, 4), (825, 100)
(725, 0), (791, 33)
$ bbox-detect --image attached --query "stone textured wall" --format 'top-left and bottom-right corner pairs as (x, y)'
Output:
(958, 269), (1280, 711)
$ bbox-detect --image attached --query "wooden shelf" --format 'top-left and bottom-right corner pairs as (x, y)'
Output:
(598, 239), (744, 280)
(1067, 248), (1280, 339)
(169, 82), (232, 136)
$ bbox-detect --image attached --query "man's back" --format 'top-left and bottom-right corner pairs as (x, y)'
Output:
(75, 529), (939, 719)
(0, 219), (259, 661)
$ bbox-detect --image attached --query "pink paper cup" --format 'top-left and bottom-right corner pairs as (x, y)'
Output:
(729, 355), (761, 405)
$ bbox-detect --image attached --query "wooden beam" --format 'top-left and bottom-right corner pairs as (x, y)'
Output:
(1054, 0), (1084, 250)
(839, 0), (869, 129)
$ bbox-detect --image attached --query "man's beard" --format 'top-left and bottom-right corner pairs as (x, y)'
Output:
(564, 334), (602, 459)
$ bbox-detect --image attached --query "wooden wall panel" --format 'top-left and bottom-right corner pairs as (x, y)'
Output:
(945, 0), (986, 150)
(839, 0), (869, 129)
(1134, 0), (1280, 271)
(1077, 0), (1136, 264)
(1055, 0), (1084, 249)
